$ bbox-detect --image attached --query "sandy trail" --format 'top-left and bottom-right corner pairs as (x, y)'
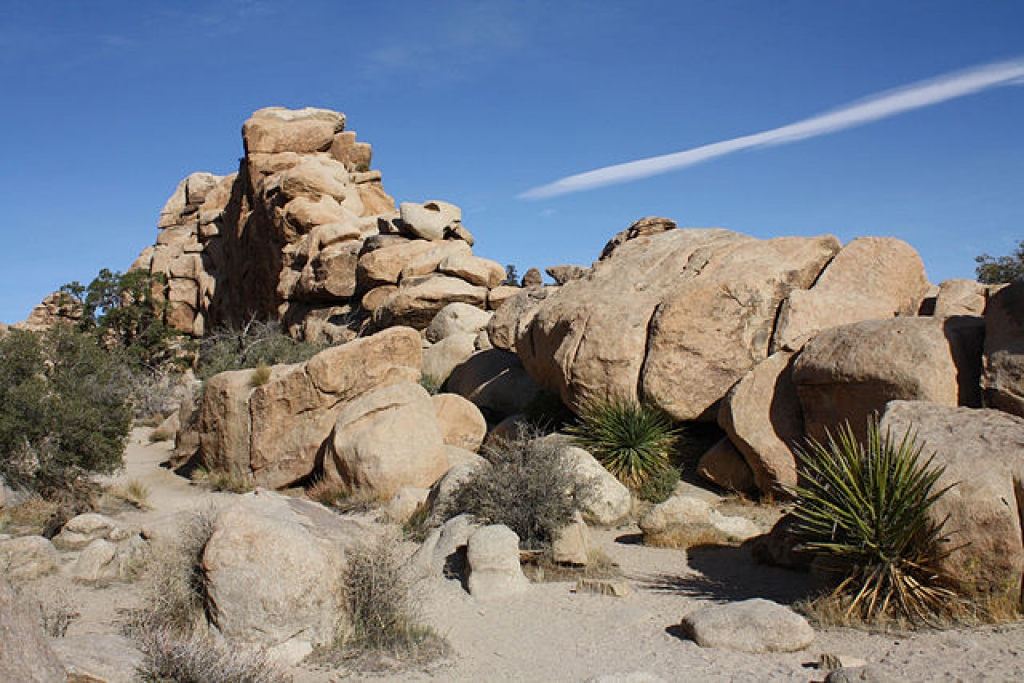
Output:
(25, 429), (1024, 682)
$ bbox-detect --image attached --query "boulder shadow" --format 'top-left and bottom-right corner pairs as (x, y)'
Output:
(631, 544), (813, 605)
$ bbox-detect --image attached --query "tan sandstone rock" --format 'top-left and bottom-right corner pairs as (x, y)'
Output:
(982, 282), (1024, 417)
(432, 393), (487, 452)
(242, 106), (344, 155)
(793, 316), (984, 441)
(880, 400), (1024, 597)
(325, 382), (449, 499)
(772, 237), (930, 352)
(718, 351), (804, 496)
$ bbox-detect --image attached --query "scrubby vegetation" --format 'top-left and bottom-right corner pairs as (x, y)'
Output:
(320, 531), (447, 668)
(0, 324), (132, 501)
(446, 430), (594, 549)
(196, 319), (323, 380)
(976, 240), (1024, 284)
(791, 418), (962, 626)
(566, 397), (682, 492)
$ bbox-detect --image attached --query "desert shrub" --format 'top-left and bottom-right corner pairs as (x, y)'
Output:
(791, 418), (961, 626)
(249, 363), (272, 388)
(197, 320), (322, 380)
(566, 397), (682, 490)
(446, 430), (594, 549)
(0, 325), (131, 499)
(310, 531), (446, 671)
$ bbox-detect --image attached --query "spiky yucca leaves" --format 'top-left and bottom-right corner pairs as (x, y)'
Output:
(567, 397), (682, 490)
(792, 418), (960, 625)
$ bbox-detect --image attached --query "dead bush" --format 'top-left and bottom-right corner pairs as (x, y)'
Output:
(445, 430), (595, 549)
(135, 625), (288, 683)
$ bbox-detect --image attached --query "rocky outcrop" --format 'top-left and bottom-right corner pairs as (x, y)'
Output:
(0, 576), (67, 682)
(879, 401), (1024, 597)
(128, 106), (506, 341)
(771, 237), (930, 352)
(516, 227), (842, 420)
(718, 351), (804, 496)
(982, 282), (1024, 417)
(324, 381), (449, 499)
(793, 316), (984, 441)
(193, 326), (422, 488)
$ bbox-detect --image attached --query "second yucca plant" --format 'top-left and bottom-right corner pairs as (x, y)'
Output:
(791, 418), (959, 625)
(567, 397), (682, 490)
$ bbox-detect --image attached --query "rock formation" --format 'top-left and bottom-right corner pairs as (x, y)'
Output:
(129, 106), (508, 342)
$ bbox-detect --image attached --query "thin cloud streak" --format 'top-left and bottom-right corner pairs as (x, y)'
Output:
(520, 58), (1024, 200)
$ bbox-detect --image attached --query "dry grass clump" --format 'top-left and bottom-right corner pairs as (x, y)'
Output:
(0, 494), (61, 536)
(148, 426), (174, 443)
(309, 532), (447, 672)
(307, 478), (380, 514)
(193, 467), (253, 494)
(522, 547), (623, 583)
(108, 478), (152, 510)
(248, 363), (272, 388)
(37, 587), (80, 637)
(134, 626), (288, 683)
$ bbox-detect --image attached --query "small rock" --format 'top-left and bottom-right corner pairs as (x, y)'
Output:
(408, 514), (480, 579)
(680, 598), (814, 653)
(820, 653), (869, 671)
(53, 513), (123, 550)
(825, 665), (894, 683)
(466, 524), (530, 599)
(386, 487), (430, 524)
(53, 633), (144, 683)
(551, 513), (590, 566)
(72, 539), (121, 583)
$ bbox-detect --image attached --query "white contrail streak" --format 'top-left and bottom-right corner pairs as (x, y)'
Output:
(519, 58), (1024, 200)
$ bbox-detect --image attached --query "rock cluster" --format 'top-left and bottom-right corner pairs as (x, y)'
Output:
(130, 106), (508, 342)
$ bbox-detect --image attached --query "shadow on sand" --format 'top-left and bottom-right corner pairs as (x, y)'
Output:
(630, 544), (814, 605)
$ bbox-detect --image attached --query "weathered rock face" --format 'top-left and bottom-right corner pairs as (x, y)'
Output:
(446, 349), (543, 419)
(718, 351), (804, 496)
(516, 227), (842, 420)
(0, 536), (59, 580)
(195, 326), (422, 488)
(325, 382), (449, 499)
(771, 237), (930, 352)
(982, 282), (1024, 418)
(466, 524), (530, 599)
(793, 316), (984, 441)
(14, 291), (81, 332)
(202, 490), (381, 664)
(125, 106), (504, 341)
(879, 401), (1024, 597)
(0, 576), (67, 683)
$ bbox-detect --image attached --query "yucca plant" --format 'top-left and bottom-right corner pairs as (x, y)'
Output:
(566, 397), (682, 490)
(791, 418), (960, 625)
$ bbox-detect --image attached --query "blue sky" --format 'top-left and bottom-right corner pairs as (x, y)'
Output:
(1, 1), (1022, 324)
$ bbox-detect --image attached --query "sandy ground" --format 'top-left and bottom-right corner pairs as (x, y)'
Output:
(13, 429), (1024, 682)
